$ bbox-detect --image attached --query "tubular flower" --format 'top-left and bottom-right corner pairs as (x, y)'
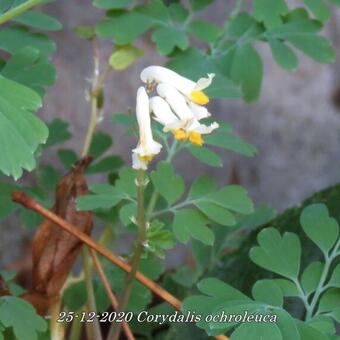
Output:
(149, 96), (189, 142)
(132, 87), (162, 170)
(155, 83), (219, 146)
(140, 65), (214, 105)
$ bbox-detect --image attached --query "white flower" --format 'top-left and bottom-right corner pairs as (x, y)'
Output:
(141, 65), (214, 105)
(149, 95), (189, 142)
(152, 84), (219, 146)
(132, 87), (162, 170)
(188, 101), (211, 120)
(156, 83), (194, 121)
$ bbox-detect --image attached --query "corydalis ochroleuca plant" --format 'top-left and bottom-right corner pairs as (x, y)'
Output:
(132, 66), (219, 170)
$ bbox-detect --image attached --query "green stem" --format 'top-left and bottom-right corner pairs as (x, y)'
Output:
(107, 170), (147, 340)
(69, 308), (83, 340)
(79, 40), (110, 340)
(305, 237), (340, 320)
(82, 247), (103, 340)
(0, 0), (42, 25)
(81, 94), (98, 157)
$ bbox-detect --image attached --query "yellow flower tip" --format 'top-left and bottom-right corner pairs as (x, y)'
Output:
(189, 132), (204, 146)
(191, 90), (209, 105)
(138, 154), (154, 163)
(172, 129), (188, 141)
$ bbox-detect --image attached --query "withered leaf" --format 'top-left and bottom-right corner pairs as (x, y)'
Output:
(31, 157), (93, 301)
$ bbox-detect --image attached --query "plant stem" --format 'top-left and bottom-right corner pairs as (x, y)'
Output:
(90, 249), (135, 340)
(79, 40), (108, 340)
(82, 247), (103, 340)
(0, 0), (42, 25)
(107, 170), (147, 340)
(49, 297), (64, 340)
(69, 309), (82, 340)
(81, 94), (98, 157)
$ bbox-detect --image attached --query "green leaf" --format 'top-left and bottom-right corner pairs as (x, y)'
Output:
(150, 161), (184, 205)
(300, 204), (339, 254)
(190, 0), (214, 11)
(227, 13), (259, 38)
(204, 132), (257, 156)
(119, 202), (136, 226)
(13, 11), (62, 31)
(169, 3), (189, 22)
(0, 77), (47, 179)
(39, 165), (60, 192)
(301, 261), (324, 295)
(230, 43), (263, 102)
(93, 0), (134, 9)
(198, 278), (251, 301)
(96, 10), (153, 44)
(57, 149), (78, 169)
(188, 176), (217, 199)
(0, 296), (47, 340)
(1, 47), (56, 96)
(296, 320), (330, 340)
(0, 182), (18, 219)
(77, 183), (126, 211)
(288, 35), (335, 63)
(265, 12), (336, 64)
(189, 20), (221, 43)
(269, 40), (299, 70)
(115, 167), (138, 197)
(188, 145), (223, 167)
(145, 220), (175, 258)
(88, 132), (112, 159)
(231, 322), (283, 340)
(137, 0), (169, 23)
(74, 25), (96, 40)
(109, 45), (143, 70)
(252, 279), (284, 306)
(329, 263), (340, 288)
(274, 310), (301, 340)
(0, 27), (55, 56)
(307, 315), (336, 335)
(63, 281), (87, 311)
(273, 279), (299, 297)
(45, 119), (71, 148)
(253, 0), (289, 29)
(195, 201), (236, 226)
(87, 156), (123, 174)
(172, 208), (214, 245)
(304, 0), (331, 22)
(167, 48), (241, 99)
(318, 288), (340, 317)
(206, 185), (254, 214)
(250, 228), (301, 279)
(151, 26), (189, 55)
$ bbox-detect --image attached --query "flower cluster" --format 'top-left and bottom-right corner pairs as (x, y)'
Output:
(132, 66), (219, 170)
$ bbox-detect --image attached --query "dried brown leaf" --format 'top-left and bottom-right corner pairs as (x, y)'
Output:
(31, 157), (93, 300)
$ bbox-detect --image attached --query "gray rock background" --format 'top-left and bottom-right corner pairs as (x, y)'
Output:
(1, 0), (340, 265)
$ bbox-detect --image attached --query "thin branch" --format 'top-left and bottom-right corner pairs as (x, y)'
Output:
(108, 171), (147, 340)
(12, 192), (229, 340)
(90, 249), (135, 340)
(82, 247), (103, 340)
(0, 0), (42, 25)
